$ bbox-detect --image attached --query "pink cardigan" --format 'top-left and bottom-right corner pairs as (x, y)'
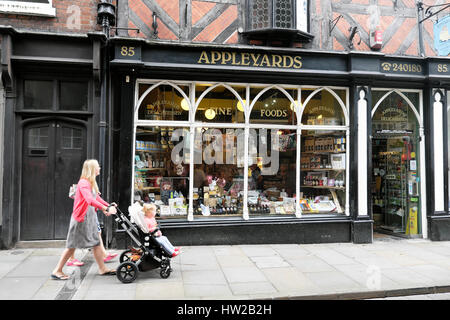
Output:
(72, 178), (109, 222)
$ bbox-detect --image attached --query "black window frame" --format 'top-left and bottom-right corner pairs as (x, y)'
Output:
(17, 75), (92, 114)
(243, 0), (313, 46)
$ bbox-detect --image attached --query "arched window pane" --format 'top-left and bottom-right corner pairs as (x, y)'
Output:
(138, 84), (189, 121)
(195, 84), (245, 123)
(301, 89), (346, 126)
(250, 88), (296, 125)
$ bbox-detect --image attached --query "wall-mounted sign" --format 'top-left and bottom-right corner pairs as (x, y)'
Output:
(380, 61), (423, 75)
(0, 0), (55, 17)
(115, 45), (142, 61)
(197, 51), (303, 69)
(434, 15), (450, 56)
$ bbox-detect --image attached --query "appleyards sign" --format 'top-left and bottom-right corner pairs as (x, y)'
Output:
(197, 50), (303, 69)
(115, 45), (348, 72)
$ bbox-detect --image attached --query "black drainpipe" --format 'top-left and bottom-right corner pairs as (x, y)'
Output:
(97, 0), (116, 245)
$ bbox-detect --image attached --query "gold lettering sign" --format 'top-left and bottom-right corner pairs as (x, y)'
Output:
(381, 107), (407, 121)
(381, 62), (422, 73)
(197, 51), (302, 69)
(120, 46), (135, 57)
(437, 64), (449, 73)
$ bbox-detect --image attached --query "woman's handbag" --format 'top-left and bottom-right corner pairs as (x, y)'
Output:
(69, 184), (77, 199)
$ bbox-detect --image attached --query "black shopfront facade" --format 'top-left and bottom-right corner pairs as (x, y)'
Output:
(3, 29), (450, 249)
(109, 37), (450, 247)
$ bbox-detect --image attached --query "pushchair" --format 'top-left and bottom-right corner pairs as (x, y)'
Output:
(113, 202), (173, 283)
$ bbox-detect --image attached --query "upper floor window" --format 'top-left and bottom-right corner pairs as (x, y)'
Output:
(244, 0), (313, 46)
(21, 78), (90, 112)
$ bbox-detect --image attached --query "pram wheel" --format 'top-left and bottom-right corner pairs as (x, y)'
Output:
(117, 261), (138, 283)
(160, 260), (171, 279)
(119, 250), (133, 263)
(160, 267), (171, 279)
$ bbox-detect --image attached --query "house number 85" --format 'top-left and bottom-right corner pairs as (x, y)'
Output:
(121, 46), (135, 57)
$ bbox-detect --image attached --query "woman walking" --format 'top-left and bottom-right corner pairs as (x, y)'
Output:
(51, 159), (117, 280)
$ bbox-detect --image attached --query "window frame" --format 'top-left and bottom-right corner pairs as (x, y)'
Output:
(133, 79), (350, 221)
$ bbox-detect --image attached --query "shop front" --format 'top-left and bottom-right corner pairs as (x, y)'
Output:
(371, 89), (425, 237)
(110, 41), (450, 247)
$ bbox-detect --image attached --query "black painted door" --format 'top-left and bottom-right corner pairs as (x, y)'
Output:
(21, 120), (86, 240)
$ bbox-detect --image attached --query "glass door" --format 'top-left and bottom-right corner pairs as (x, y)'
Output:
(371, 90), (421, 236)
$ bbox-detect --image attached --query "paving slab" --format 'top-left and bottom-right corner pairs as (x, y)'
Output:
(5, 236), (450, 300)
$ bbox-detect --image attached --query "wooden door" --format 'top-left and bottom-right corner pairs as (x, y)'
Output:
(21, 120), (86, 240)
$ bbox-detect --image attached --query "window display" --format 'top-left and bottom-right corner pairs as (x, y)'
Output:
(299, 130), (346, 214)
(192, 128), (244, 217)
(247, 129), (297, 216)
(134, 126), (190, 219)
(134, 81), (350, 220)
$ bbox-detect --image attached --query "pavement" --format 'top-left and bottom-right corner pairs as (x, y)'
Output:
(3, 233), (450, 300)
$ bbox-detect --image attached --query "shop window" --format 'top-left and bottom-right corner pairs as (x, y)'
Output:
(300, 129), (346, 215)
(195, 84), (245, 123)
(137, 84), (190, 121)
(134, 126), (190, 219)
(60, 82), (88, 111)
(133, 82), (350, 220)
(249, 87), (297, 125)
(300, 88), (346, 126)
(248, 128), (297, 216)
(193, 127), (245, 217)
(24, 80), (53, 110)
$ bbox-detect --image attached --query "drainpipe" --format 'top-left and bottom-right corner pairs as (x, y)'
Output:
(416, 1), (425, 57)
(97, 0), (116, 245)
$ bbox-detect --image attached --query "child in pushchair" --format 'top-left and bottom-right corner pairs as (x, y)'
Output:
(114, 202), (179, 283)
(142, 203), (181, 257)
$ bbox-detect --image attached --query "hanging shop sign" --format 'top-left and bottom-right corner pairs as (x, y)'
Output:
(0, 0), (55, 16)
(433, 15), (450, 56)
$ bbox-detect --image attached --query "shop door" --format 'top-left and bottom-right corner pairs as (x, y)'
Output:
(21, 120), (86, 240)
(371, 91), (421, 237)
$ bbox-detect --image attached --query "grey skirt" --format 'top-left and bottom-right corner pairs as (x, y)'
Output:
(66, 205), (100, 249)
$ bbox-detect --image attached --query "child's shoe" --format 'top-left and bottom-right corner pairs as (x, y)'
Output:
(66, 259), (84, 267)
(172, 250), (181, 257)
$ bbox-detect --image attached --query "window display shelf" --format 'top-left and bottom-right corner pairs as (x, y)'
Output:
(301, 168), (345, 172)
(139, 187), (160, 191)
(301, 185), (345, 190)
(302, 151), (346, 155)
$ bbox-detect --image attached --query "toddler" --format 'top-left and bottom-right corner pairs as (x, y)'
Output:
(142, 203), (181, 257)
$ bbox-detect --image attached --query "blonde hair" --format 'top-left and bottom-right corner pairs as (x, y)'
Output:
(143, 203), (156, 215)
(80, 159), (100, 194)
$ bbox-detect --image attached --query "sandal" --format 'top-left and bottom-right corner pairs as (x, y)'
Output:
(104, 253), (118, 263)
(51, 273), (69, 280)
(67, 258), (84, 267)
(100, 269), (116, 276)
